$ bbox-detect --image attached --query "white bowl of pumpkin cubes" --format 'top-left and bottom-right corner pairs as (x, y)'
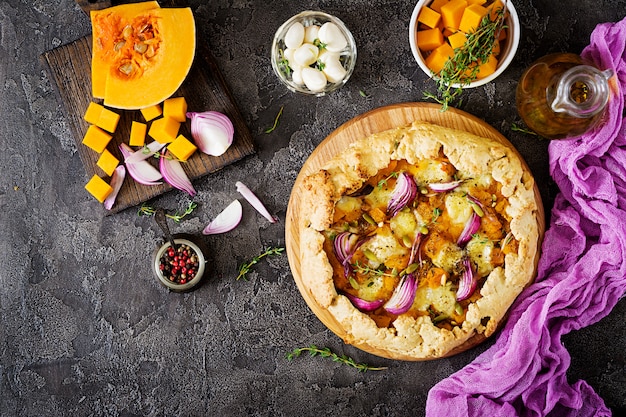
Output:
(409, 0), (520, 88)
(81, 96), (231, 209)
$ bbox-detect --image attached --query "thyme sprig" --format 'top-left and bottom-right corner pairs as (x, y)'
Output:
(138, 202), (198, 223)
(511, 122), (539, 136)
(237, 246), (285, 280)
(424, 4), (507, 111)
(286, 345), (387, 372)
(265, 106), (284, 134)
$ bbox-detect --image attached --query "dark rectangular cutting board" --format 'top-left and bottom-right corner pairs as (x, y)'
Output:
(41, 0), (255, 214)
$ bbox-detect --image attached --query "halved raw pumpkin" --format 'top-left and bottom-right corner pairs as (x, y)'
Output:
(90, 2), (196, 110)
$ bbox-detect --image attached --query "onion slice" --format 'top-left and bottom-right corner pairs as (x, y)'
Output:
(333, 232), (369, 277)
(428, 180), (463, 192)
(119, 143), (163, 186)
(235, 181), (278, 223)
(408, 232), (423, 265)
(457, 212), (481, 247)
(387, 172), (418, 217)
(383, 274), (418, 315)
(456, 258), (477, 301)
(187, 111), (234, 157)
(124, 140), (166, 163)
(159, 149), (197, 196)
(344, 293), (384, 312)
(202, 200), (243, 235)
(104, 165), (126, 210)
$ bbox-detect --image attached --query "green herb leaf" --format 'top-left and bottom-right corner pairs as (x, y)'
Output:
(286, 345), (387, 372)
(237, 246), (285, 280)
(511, 122), (539, 136)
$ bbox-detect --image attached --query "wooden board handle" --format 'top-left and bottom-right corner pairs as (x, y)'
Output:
(75, 0), (112, 14)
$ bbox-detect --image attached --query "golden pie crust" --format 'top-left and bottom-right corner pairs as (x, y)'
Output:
(297, 120), (541, 360)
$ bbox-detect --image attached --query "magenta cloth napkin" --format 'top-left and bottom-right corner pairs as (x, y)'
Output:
(426, 17), (626, 417)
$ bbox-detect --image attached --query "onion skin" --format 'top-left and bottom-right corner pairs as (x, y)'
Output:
(344, 293), (384, 312)
(456, 258), (477, 301)
(235, 181), (278, 223)
(104, 165), (126, 210)
(202, 200), (243, 235)
(387, 172), (418, 217)
(159, 149), (197, 196)
(187, 111), (234, 157)
(383, 274), (418, 315)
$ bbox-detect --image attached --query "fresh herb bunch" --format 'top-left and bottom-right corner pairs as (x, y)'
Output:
(237, 246), (285, 280)
(286, 345), (387, 372)
(138, 202), (198, 223)
(265, 106), (284, 134)
(424, 4), (507, 111)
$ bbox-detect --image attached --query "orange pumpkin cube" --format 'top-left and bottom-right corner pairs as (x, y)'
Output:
(425, 42), (455, 74)
(429, 0), (449, 13)
(84, 102), (104, 125)
(163, 97), (188, 122)
(459, 4), (488, 33)
(475, 53), (498, 79)
(140, 104), (163, 122)
(129, 121), (147, 147)
(417, 7), (441, 29)
(448, 31), (467, 50)
(488, 0), (506, 20)
(417, 28), (445, 52)
(96, 107), (120, 133)
(441, 0), (467, 31)
(85, 175), (113, 203)
(82, 125), (112, 153)
(167, 134), (197, 161)
(148, 116), (180, 143)
(96, 149), (119, 176)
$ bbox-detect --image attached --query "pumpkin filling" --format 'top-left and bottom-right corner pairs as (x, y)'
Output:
(322, 158), (518, 330)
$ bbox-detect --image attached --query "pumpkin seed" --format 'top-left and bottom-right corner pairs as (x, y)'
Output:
(363, 249), (379, 262)
(122, 25), (133, 39)
(362, 213), (376, 225)
(118, 62), (133, 75)
(114, 40), (126, 52)
(134, 42), (148, 54)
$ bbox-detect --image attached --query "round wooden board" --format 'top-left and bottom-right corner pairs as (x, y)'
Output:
(285, 102), (545, 361)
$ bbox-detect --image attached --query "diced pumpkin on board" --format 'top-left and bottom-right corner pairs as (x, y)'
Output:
(129, 121), (147, 147)
(140, 104), (162, 122)
(148, 116), (180, 143)
(96, 107), (121, 133)
(85, 175), (113, 203)
(82, 125), (113, 153)
(167, 134), (197, 161)
(90, 1), (196, 110)
(96, 149), (120, 176)
(163, 97), (188, 123)
(84, 102), (104, 125)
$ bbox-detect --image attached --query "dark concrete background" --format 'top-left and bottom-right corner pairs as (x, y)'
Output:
(1, 0), (625, 415)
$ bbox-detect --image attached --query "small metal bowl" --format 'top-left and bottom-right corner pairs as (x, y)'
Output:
(409, 0), (520, 88)
(152, 237), (206, 292)
(271, 10), (357, 96)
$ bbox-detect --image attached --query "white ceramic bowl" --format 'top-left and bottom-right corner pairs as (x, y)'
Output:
(409, 0), (520, 88)
(271, 11), (357, 96)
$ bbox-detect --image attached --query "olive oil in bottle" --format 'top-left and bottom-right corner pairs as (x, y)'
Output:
(516, 53), (613, 139)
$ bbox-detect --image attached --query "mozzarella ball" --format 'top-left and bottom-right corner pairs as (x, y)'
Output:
(318, 22), (347, 52)
(304, 24), (320, 43)
(301, 67), (327, 92)
(291, 68), (304, 85)
(284, 22), (305, 49)
(293, 43), (319, 67)
(322, 57), (347, 83)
